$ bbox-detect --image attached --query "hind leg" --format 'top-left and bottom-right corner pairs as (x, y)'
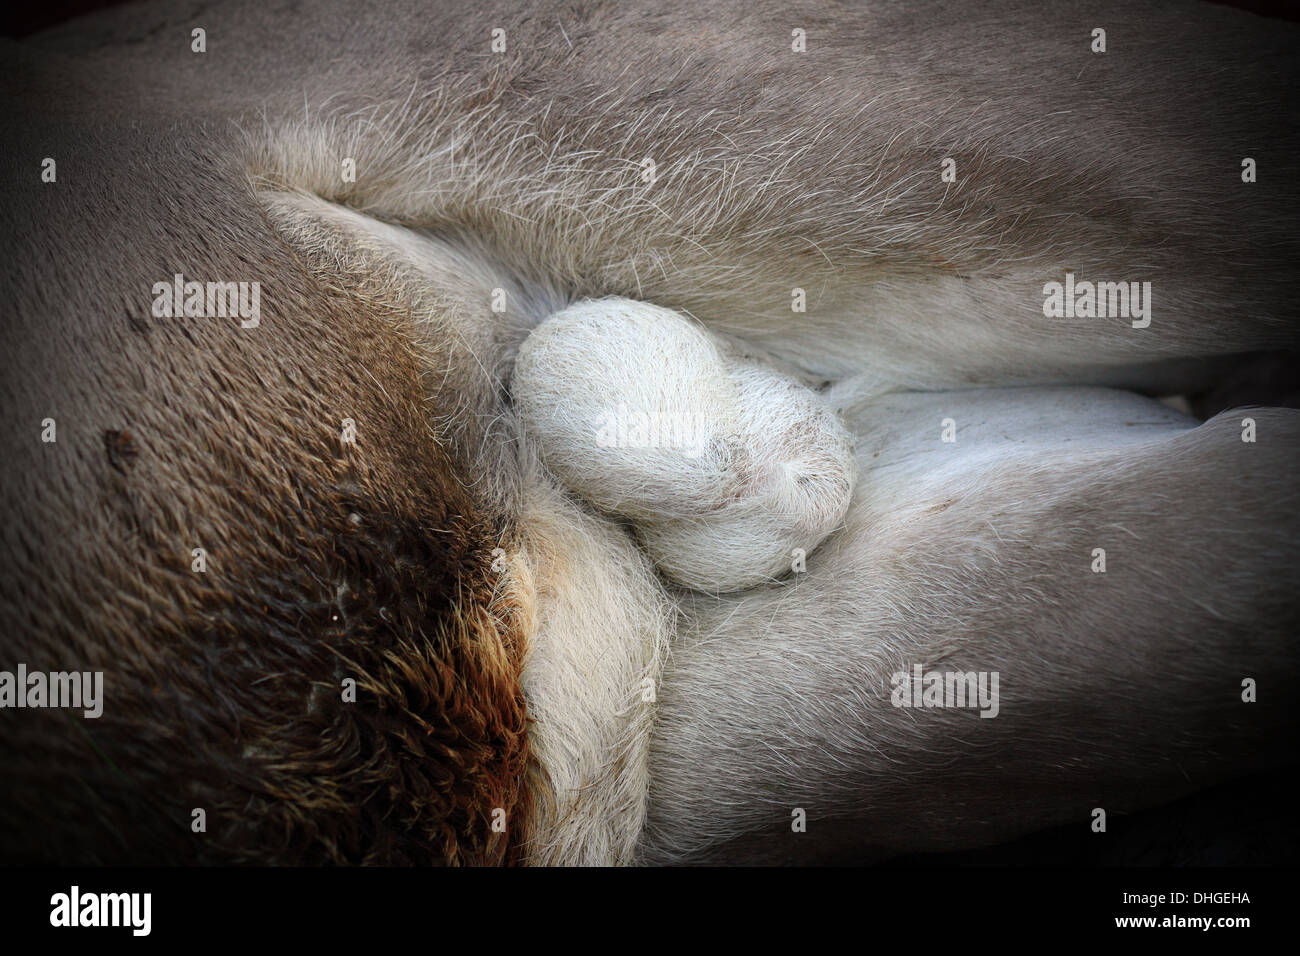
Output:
(641, 390), (1300, 863)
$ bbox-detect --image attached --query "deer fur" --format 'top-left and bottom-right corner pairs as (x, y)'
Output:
(0, 0), (1297, 865)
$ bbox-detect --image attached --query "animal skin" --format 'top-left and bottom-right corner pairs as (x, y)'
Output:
(0, 0), (1297, 866)
(512, 297), (858, 592)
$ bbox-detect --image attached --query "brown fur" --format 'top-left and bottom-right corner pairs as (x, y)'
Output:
(2, 0), (1298, 866)
(0, 121), (531, 863)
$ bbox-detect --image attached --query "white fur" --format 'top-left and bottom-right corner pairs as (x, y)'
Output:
(259, 193), (671, 865)
(507, 454), (672, 866)
(258, 192), (1300, 866)
(232, 0), (1300, 865)
(641, 391), (1300, 863)
(512, 298), (857, 592)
